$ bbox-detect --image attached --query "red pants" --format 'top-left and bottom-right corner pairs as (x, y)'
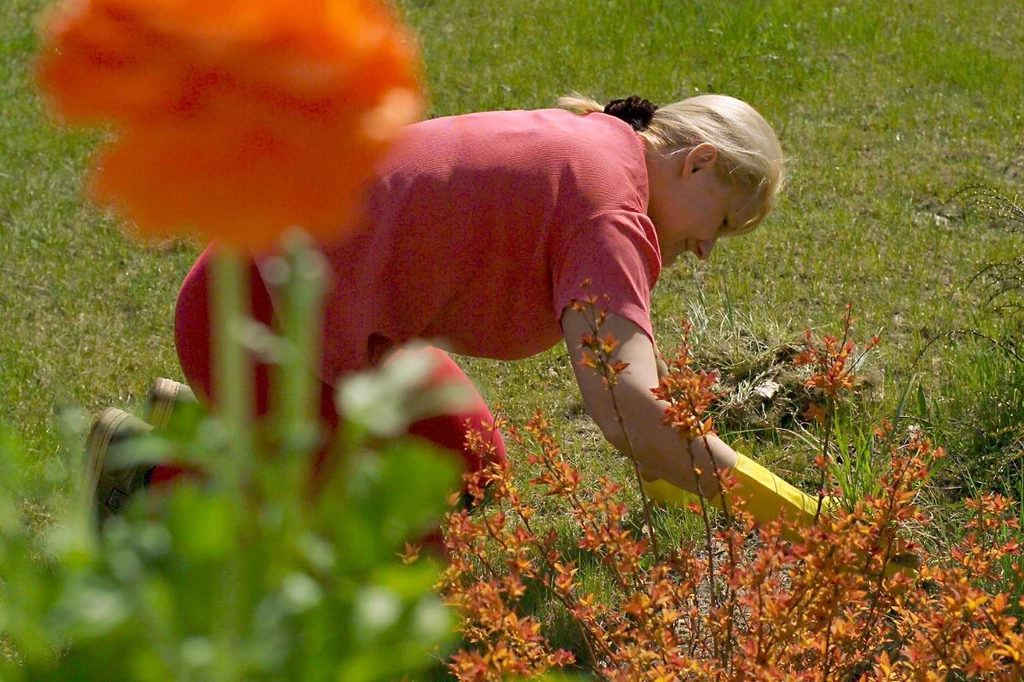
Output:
(164, 246), (507, 486)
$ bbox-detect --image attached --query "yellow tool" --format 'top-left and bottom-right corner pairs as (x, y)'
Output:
(642, 453), (826, 542)
(641, 453), (919, 578)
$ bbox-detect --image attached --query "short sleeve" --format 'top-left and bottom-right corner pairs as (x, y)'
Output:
(552, 210), (663, 342)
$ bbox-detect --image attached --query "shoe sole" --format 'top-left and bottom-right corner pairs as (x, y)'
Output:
(84, 407), (153, 525)
(144, 377), (197, 429)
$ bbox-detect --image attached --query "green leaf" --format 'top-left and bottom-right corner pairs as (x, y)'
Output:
(354, 586), (402, 639)
(336, 346), (474, 438)
(53, 578), (132, 638)
(165, 485), (241, 562)
(351, 440), (461, 552)
(180, 635), (217, 670)
(373, 561), (441, 600)
(410, 595), (455, 643)
(106, 433), (176, 470)
(296, 532), (336, 574)
(281, 572), (324, 614)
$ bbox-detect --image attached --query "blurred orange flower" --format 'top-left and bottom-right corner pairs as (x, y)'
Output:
(36, 0), (424, 249)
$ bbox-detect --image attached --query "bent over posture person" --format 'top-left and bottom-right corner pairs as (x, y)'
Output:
(92, 93), (824, 534)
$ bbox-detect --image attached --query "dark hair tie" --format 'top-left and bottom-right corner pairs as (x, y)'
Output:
(603, 95), (659, 131)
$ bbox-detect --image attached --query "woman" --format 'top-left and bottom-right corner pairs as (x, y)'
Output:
(94, 94), (820, 534)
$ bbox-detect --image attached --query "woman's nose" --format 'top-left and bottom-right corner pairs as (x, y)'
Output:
(695, 238), (717, 260)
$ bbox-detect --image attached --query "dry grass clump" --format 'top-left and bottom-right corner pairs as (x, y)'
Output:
(680, 313), (883, 437)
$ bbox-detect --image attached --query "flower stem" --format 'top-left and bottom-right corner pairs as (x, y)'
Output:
(210, 248), (251, 682)
(211, 248), (253, 490)
(275, 232), (327, 453)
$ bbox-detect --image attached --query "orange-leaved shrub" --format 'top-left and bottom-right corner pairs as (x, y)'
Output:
(436, 307), (1024, 681)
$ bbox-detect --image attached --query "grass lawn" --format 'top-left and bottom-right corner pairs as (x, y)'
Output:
(2, 0), (1023, 658)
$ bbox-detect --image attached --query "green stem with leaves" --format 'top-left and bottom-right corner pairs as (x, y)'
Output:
(210, 248), (252, 682)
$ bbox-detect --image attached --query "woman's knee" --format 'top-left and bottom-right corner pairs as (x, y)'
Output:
(396, 347), (507, 472)
(173, 248), (275, 414)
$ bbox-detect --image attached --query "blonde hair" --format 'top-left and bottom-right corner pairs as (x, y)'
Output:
(557, 93), (785, 235)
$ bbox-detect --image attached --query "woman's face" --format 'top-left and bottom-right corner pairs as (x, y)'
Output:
(646, 143), (751, 266)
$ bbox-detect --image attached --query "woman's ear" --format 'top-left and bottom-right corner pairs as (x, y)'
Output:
(683, 142), (719, 177)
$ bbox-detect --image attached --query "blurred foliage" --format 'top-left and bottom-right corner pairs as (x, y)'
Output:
(0, 244), (465, 681)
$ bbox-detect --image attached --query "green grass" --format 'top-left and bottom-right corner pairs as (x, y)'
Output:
(2, 0), (1023, 646)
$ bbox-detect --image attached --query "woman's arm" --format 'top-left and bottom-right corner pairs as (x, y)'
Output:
(561, 307), (875, 550)
(561, 307), (738, 496)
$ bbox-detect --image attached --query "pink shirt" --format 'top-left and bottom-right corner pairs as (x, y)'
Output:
(309, 108), (662, 379)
